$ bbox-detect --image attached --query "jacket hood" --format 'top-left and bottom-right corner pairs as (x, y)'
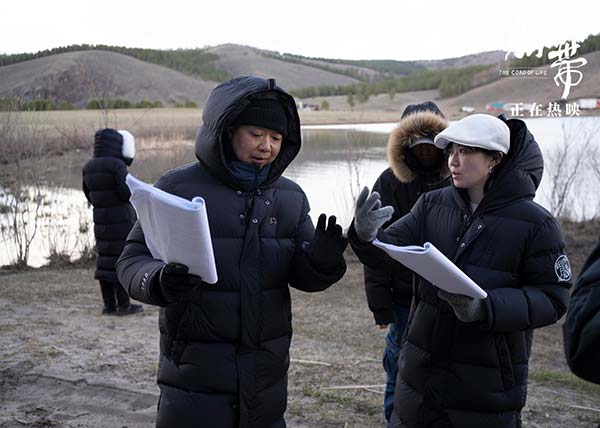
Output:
(93, 128), (135, 166)
(387, 110), (449, 183)
(194, 76), (301, 190)
(453, 117), (544, 212)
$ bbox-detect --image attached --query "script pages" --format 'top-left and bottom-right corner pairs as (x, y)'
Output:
(372, 240), (487, 299)
(126, 174), (218, 284)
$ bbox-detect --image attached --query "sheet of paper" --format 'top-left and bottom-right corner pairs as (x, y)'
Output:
(373, 239), (487, 299)
(126, 174), (218, 284)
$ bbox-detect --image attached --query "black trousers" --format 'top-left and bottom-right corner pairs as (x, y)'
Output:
(99, 280), (130, 309)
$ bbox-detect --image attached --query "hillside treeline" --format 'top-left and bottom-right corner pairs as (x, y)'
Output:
(262, 51), (424, 82)
(0, 44), (230, 82)
(289, 64), (494, 100)
(511, 33), (600, 68)
(0, 97), (198, 111)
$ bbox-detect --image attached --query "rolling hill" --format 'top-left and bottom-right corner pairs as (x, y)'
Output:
(0, 50), (217, 108)
(0, 43), (597, 114)
(436, 49), (600, 115)
(204, 44), (362, 89)
(301, 50), (600, 118)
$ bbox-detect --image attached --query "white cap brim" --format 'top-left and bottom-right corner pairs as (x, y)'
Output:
(433, 114), (510, 154)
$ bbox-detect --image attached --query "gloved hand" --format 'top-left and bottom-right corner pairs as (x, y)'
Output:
(438, 289), (487, 323)
(353, 187), (394, 243)
(305, 214), (348, 272)
(159, 262), (202, 303)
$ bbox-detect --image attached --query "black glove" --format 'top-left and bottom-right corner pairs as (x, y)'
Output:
(159, 262), (202, 303)
(305, 214), (348, 272)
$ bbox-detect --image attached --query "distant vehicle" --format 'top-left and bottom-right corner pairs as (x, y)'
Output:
(460, 106), (475, 113)
(485, 102), (505, 112)
(577, 98), (600, 110)
(502, 102), (533, 115)
(502, 102), (519, 112)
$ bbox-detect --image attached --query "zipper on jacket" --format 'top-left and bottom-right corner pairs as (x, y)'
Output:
(241, 191), (257, 225)
(453, 209), (474, 256)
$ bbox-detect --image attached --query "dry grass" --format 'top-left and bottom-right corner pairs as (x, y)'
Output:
(0, 108), (406, 165)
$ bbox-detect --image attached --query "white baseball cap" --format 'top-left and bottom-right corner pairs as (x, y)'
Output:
(433, 114), (510, 154)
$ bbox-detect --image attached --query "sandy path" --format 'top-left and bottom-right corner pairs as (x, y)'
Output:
(2, 254), (600, 427)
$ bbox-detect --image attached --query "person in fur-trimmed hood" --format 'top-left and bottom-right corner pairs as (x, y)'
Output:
(363, 101), (450, 426)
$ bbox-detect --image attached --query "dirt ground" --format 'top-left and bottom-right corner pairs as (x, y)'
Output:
(1, 221), (600, 428)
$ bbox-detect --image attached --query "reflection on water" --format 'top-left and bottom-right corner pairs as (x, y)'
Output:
(0, 185), (94, 267)
(1, 117), (599, 267)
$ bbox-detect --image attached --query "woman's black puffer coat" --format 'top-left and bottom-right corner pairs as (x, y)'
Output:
(350, 118), (571, 428)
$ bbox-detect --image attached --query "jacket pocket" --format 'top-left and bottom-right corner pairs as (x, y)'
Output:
(495, 334), (515, 390)
(171, 302), (193, 364)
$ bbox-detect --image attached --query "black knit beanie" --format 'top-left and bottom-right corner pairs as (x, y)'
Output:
(401, 101), (445, 119)
(233, 98), (288, 136)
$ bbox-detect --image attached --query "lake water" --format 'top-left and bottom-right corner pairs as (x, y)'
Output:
(1, 116), (599, 268)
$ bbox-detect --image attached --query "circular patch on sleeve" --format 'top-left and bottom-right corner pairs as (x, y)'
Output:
(554, 255), (572, 282)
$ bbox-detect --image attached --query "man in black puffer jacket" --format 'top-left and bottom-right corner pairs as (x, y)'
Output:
(116, 76), (347, 428)
(364, 102), (450, 427)
(83, 129), (142, 315)
(350, 115), (571, 428)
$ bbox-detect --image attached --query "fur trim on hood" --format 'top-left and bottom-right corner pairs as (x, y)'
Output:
(388, 110), (449, 183)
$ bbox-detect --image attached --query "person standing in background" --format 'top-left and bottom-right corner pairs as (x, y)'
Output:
(83, 128), (143, 316)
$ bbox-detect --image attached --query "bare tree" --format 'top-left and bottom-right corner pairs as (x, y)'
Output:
(345, 130), (370, 201)
(0, 104), (46, 267)
(586, 139), (600, 218)
(78, 64), (119, 128)
(544, 120), (599, 219)
(335, 130), (374, 226)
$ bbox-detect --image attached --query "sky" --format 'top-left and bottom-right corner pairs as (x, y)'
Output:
(2, 0), (599, 61)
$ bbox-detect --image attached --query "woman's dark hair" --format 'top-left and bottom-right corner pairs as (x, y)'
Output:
(444, 142), (505, 193)
(444, 143), (504, 166)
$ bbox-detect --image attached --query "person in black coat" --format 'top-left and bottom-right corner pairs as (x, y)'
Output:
(365, 101), (450, 427)
(82, 128), (142, 315)
(116, 76), (347, 428)
(350, 114), (571, 428)
(563, 237), (600, 384)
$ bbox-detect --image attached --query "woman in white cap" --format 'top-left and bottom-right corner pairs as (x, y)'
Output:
(349, 114), (571, 428)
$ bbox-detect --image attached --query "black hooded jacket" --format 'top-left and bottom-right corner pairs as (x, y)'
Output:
(82, 129), (136, 282)
(116, 76), (346, 428)
(350, 118), (571, 428)
(365, 109), (450, 324)
(563, 238), (600, 384)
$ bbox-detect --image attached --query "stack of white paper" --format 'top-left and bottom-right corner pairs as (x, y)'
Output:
(373, 240), (487, 299)
(126, 174), (218, 284)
